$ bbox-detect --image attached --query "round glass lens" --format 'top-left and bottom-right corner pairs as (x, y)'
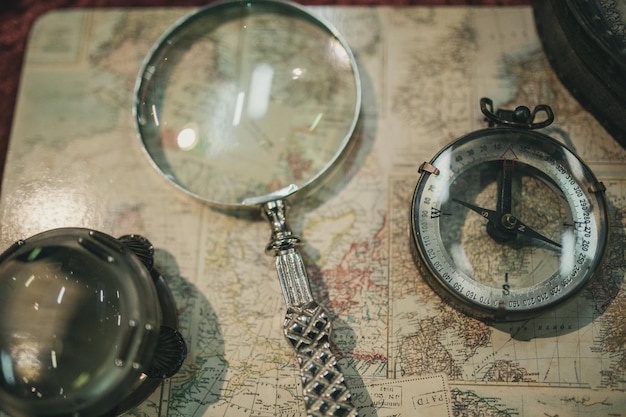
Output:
(0, 229), (160, 417)
(135, 0), (360, 206)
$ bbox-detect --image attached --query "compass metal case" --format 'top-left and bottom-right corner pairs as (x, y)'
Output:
(411, 98), (609, 321)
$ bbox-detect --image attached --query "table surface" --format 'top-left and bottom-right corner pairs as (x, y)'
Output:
(3, 4), (626, 417)
(0, 0), (530, 191)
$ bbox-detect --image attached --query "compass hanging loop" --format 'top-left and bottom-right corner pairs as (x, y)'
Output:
(480, 97), (554, 129)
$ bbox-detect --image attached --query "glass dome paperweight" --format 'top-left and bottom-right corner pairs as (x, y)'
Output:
(0, 228), (187, 417)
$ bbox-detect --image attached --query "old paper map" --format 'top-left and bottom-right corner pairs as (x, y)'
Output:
(1, 5), (626, 417)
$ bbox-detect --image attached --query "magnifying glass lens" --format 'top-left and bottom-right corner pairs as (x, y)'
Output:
(136, 1), (360, 205)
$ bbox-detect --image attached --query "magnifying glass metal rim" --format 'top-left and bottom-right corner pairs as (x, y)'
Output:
(133, 1), (362, 414)
(133, 0), (362, 208)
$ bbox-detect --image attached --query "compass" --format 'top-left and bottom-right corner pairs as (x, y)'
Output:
(411, 98), (609, 321)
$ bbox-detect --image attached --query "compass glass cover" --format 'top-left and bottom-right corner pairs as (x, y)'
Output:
(135, 0), (361, 206)
(0, 228), (161, 417)
(412, 129), (609, 319)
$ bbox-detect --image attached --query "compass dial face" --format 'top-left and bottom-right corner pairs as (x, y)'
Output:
(411, 128), (609, 321)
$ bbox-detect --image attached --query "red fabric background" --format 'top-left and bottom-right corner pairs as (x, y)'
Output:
(0, 0), (531, 186)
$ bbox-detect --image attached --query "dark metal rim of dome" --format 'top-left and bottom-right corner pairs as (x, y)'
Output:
(533, 0), (626, 148)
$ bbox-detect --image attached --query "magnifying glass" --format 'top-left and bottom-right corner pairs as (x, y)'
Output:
(134, 0), (361, 415)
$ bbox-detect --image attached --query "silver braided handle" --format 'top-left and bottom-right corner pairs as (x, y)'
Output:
(285, 303), (357, 417)
(264, 200), (358, 417)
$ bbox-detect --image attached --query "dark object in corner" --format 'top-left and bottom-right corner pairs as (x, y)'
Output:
(533, 0), (626, 148)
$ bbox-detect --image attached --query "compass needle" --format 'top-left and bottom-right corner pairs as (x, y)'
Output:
(451, 198), (497, 220)
(512, 218), (562, 249)
(411, 99), (609, 321)
(451, 198), (561, 248)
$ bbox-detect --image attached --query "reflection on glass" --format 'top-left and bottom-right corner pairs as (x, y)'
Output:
(0, 229), (161, 417)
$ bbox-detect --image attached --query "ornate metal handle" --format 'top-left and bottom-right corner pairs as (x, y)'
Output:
(264, 200), (358, 417)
